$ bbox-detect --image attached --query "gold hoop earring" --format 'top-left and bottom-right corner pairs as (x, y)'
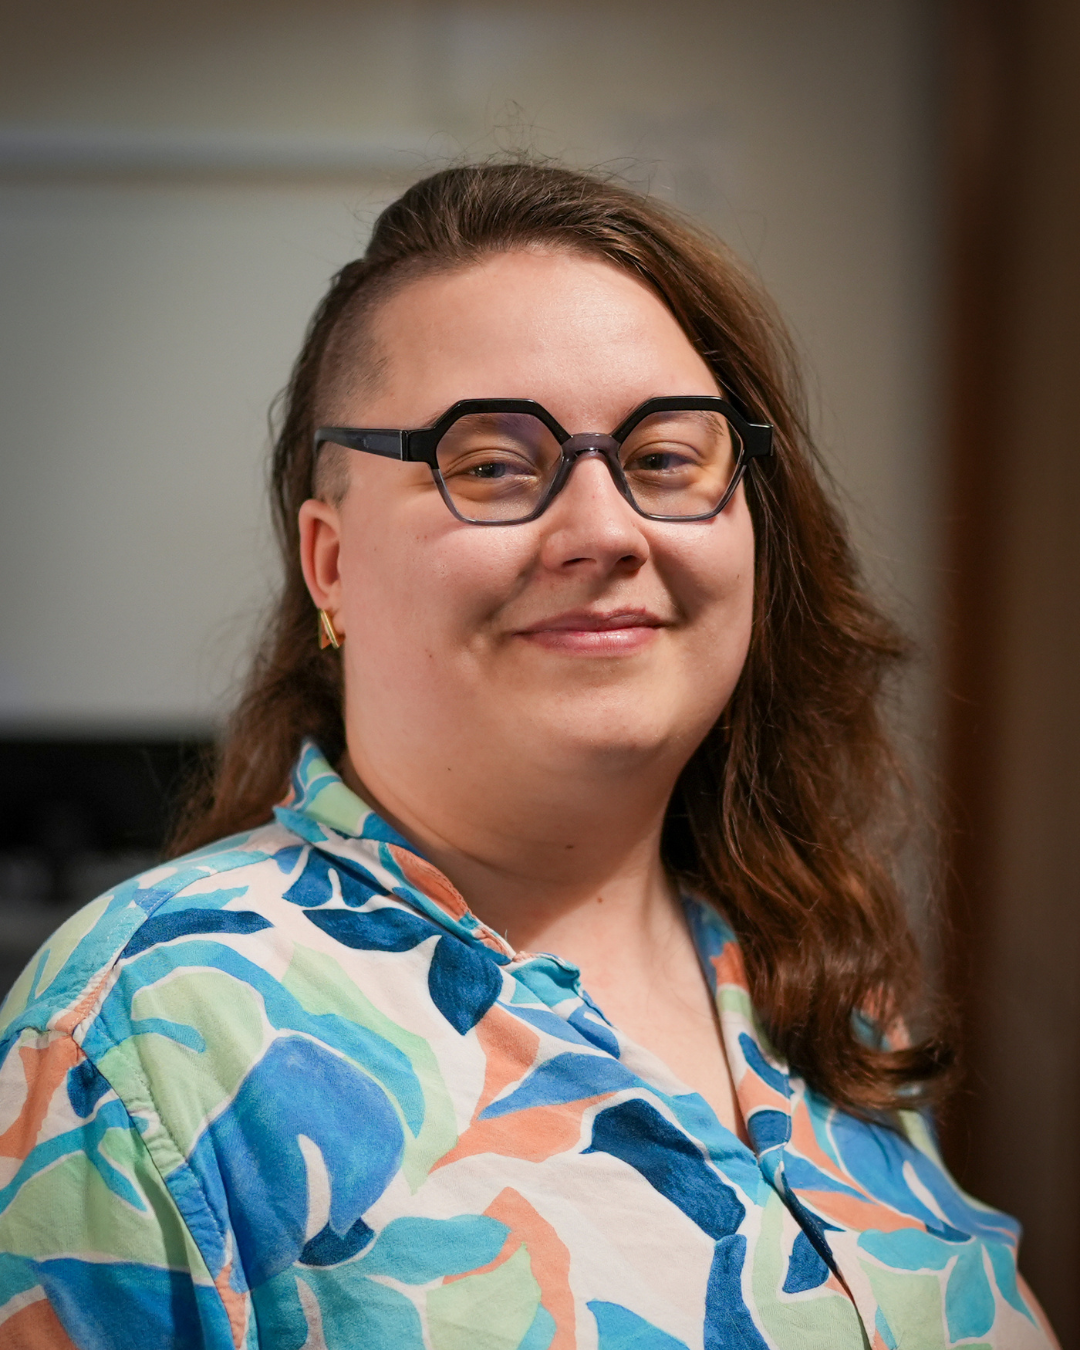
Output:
(317, 609), (342, 650)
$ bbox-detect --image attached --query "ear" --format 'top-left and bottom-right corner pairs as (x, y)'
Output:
(299, 497), (344, 627)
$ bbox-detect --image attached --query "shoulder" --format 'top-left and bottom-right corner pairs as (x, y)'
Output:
(0, 818), (308, 1047)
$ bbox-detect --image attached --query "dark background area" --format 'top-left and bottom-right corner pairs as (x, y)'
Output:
(0, 738), (210, 995)
(939, 0), (1080, 1332)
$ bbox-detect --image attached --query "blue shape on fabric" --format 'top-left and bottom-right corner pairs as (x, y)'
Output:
(0, 1099), (146, 1215)
(34, 1257), (232, 1350)
(427, 934), (502, 1034)
(85, 939), (426, 1138)
(746, 1108), (790, 1153)
(510, 960), (583, 1007)
(361, 813), (414, 847)
(875, 1308), (899, 1350)
(858, 1226), (954, 1270)
(481, 1052), (636, 1119)
(185, 1034), (404, 1287)
(301, 1215), (375, 1267)
(120, 908), (272, 958)
(66, 1059), (112, 1119)
(705, 1235), (770, 1350)
(568, 1003), (621, 1057)
(519, 1303), (557, 1350)
(945, 1241), (996, 1341)
(0, 1252), (38, 1306)
(283, 849), (386, 909)
(585, 1099), (745, 1239)
(782, 1230), (830, 1293)
(783, 1195), (842, 1267)
(682, 898), (737, 967)
(664, 1096), (762, 1189)
(316, 1272), (426, 1350)
(506, 1004), (599, 1044)
(303, 905), (441, 952)
(272, 844), (305, 875)
(357, 1215), (508, 1283)
(737, 1033), (789, 1097)
(782, 1155), (867, 1197)
(984, 1238), (1036, 1319)
(589, 1299), (691, 1348)
(926, 1220), (979, 1243)
(283, 849), (335, 906)
(0, 854), (262, 1058)
(828, 1109), (1017, 1245)
(0, 1253), (42, 1306)
(249, 1270), (312, 1350)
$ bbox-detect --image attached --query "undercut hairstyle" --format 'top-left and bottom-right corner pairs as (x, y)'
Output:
(171, 160), (952, 1118)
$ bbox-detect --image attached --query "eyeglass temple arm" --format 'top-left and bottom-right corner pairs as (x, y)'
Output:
(741, 421), (774, 460)
(316, 428), (406, 460)
(317, 414), (773, 463)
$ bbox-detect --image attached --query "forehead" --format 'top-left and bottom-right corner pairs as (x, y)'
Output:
(351, 248), (718, 430)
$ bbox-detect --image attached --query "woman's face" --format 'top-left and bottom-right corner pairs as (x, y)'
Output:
(301, 248), (755, 798)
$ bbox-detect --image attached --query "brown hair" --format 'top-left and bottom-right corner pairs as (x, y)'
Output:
(172, 161), (950, 1116)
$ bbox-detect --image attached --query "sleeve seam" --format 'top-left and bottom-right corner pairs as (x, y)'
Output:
(68, 1029), (237, 1321)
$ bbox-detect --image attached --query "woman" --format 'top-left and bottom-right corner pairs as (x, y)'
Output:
(0, 163), (1057, 1348)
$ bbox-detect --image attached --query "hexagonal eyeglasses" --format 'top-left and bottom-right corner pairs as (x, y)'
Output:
(314, 395), (773, 525)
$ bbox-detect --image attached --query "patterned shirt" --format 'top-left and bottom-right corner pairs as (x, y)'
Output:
(0, 741), (1053, 1349)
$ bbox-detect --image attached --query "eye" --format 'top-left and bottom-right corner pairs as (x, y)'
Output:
(449, 451), (537, 479)
(625, 443), (698, 473)
(468, 460), (515, 479)
(631, 450), (690, 471)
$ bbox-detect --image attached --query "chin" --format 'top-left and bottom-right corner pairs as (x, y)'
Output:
(529, 703), (707, 771)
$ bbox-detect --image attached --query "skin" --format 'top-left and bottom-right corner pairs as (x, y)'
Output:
(299, 248), (756, 1140)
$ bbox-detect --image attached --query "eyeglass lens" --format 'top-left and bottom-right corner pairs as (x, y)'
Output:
(434, 409), (743, 522)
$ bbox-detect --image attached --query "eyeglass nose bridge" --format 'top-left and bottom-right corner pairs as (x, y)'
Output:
(561, 432), (620, 459)
(545, 432), (634, 511)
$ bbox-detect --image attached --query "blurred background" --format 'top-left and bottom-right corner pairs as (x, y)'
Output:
(0, 0), (1075, 1335)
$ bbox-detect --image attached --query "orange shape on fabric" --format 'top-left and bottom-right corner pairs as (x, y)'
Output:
(214, 1254), (249, 1348)
(710, 942), (748, 991)
(472, 1005), (542, 1117)
(485, 1188), (576, 1350)
(0, 1040), (83, 1161)
(0, 1294), (80, 1350)
(738, 1079), (792, 1119)
(434, 1095), (613, 1169)
(387, 845), (513, 956)
(388, 846), (470, 922)
(443, 1187), (576, 1349)
(798, 1188), (924, 1234)
(787, 1099), (873, 1194)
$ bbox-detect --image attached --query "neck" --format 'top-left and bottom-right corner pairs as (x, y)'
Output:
(339, 738), (685, 958)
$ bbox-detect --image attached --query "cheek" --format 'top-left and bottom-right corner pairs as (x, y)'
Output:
(663, 509), (756, 687)
(666, 500), (754, 613)
(335, 503), (530, 662)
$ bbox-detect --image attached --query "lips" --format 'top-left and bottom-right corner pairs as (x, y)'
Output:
(514, 608), (667, 653)
(517, 608), (665, 633)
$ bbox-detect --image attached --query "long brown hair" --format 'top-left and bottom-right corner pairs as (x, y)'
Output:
(172, 161), (950, 1116)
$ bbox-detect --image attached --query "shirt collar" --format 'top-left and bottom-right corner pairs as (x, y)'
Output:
(275, 739), (516, 960)
(275, 738), (794, 1152)
(277, 738), (416, 849)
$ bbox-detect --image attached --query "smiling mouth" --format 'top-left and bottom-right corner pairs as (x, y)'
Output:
(514, 610), (667, 653)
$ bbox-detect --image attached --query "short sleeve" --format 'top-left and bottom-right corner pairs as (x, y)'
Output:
(0, 1026), (240, 1349)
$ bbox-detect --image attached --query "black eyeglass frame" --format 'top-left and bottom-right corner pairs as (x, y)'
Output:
(314, 394), (774, 525)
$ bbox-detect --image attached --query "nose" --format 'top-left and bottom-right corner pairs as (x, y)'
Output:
(537, 449), (650, 575)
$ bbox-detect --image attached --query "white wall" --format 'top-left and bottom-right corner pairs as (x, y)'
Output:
(0, 0), (941, 733)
